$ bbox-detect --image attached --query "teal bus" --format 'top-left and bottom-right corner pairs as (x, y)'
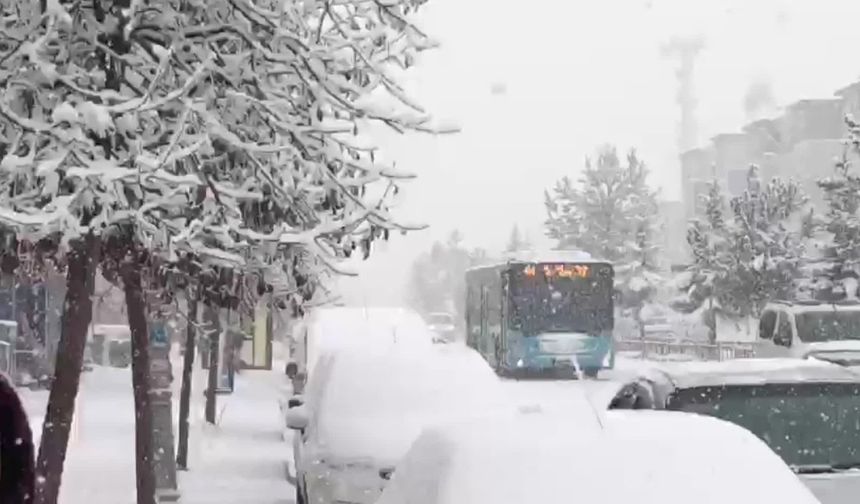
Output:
(465, 251), (615, 378)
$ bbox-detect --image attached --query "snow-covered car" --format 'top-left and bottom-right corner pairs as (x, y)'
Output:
(609, 358), (860, 504)
(376, 408), (820, 504)
(291, 306), (436, 384)
(426, 312), (457, 343)
(284, 344), (509, 504)
(757, 300), (860, 361)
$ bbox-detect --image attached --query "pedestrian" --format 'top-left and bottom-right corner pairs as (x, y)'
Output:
(0, 371), (34, 503)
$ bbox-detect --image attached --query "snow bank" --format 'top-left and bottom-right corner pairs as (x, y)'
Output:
(378, 410), (820, 504)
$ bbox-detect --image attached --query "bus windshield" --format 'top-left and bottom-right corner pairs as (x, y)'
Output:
(508, 263), (613, 335)
(795, 310), (860, 343)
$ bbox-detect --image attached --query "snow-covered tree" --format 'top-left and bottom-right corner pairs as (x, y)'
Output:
(1, 1), (449, 503)
(815, 119), (860, 300)
(505, 225), (531, 253)
(676, 170), (808, 341)
(723, 166), (806, 316)
(674, 180), (732, 342)
(407, 231), (490, 322)
(544, 146), (662, 321)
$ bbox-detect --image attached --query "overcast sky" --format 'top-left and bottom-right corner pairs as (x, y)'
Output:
(336, 0), (860, 305)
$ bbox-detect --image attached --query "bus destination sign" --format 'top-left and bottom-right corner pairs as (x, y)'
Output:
(522, 263), (590, 279)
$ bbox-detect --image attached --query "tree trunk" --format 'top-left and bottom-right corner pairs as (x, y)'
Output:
(707, 296), (717, 344)
(176, 290), (197, 470)
(122, 259), (157, 504)
(34, 233), (100, 504)
(204, 303), (219, 424)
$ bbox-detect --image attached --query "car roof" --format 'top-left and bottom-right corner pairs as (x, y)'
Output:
(644, 358), (860, 389)
(378, 409), (818, 504)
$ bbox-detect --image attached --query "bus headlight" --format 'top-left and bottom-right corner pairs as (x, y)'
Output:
(516, 359), (524, 368)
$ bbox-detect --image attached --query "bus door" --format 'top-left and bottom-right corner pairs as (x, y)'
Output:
(498, 270), (509, 367)
(480, 285), (492, 366)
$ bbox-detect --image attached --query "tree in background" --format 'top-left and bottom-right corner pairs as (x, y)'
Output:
(544, 146), (662, 328)
(814, 118), (860, 300)
(675, 170), (807, 341)
(723, 166), (806, 316)
(407, 231), (490, 323)
(673, 181), (732, 342)
(505, 225), (531, 253)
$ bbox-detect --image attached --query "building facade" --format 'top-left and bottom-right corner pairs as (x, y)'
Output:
(681, 86), (859, 223)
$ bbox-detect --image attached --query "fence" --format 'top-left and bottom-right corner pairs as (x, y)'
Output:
(616, 338), (757, 362)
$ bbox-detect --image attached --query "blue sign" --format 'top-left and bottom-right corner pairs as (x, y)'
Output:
(150, 321), (169, 348)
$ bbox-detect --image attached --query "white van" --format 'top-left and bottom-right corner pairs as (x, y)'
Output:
(757, 300), (860, 361)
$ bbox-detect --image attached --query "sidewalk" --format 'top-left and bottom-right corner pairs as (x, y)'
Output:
(21, 359), (293, 504)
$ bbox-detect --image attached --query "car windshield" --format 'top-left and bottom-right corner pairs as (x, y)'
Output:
(508, 264), (613, 335)
(795, 311), (860, 343)
(668, 383), (860, 469)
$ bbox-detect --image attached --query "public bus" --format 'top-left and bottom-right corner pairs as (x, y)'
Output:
(465, 250), (615, 378)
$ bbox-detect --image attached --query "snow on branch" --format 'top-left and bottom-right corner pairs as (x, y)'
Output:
(0, 0), (448, 303)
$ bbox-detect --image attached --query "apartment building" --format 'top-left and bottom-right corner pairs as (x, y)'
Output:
(681, 87), (857, 222)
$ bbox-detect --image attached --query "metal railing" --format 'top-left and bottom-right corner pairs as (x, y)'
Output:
(616, 338), (757, 362)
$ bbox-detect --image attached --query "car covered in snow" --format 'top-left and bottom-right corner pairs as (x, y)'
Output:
(756, 300), (860, 362)
(289, 306), (436, 387)
(608, 358), (860, 504)
(376, 407), (820, 504)
(284, 344), (509, 504)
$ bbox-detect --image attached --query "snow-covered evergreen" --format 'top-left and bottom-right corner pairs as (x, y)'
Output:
(676, 168), (807, 341)
(544, 146), (663, 319)
(814, 117), (860, 299)
(407, 231), (489, 321)
(724, 166), (807, 315)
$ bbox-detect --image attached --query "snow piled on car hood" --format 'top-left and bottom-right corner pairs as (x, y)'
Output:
(378, 410), (821, 504)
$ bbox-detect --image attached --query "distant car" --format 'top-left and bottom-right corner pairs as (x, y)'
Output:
(609, 358), (860, 504)
(376, 408), (820, 504)
(426, 312), (457, 343)
(284, 344), (509, 504)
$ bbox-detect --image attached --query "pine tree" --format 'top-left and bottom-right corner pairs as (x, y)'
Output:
(674, 180), (731, 342)
(545, 146), (662, 320)
(505, 225), (529, 253)
(816, 120), (860, 299)
(724, 166), (806, 316)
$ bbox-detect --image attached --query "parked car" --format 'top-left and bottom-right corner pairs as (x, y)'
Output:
(284, 344), (509, 504)
(290, 306), (435, 386)
(756, 300), (860, 361)
(376, 408), (820, 504)
(609, 358), (860, 504)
